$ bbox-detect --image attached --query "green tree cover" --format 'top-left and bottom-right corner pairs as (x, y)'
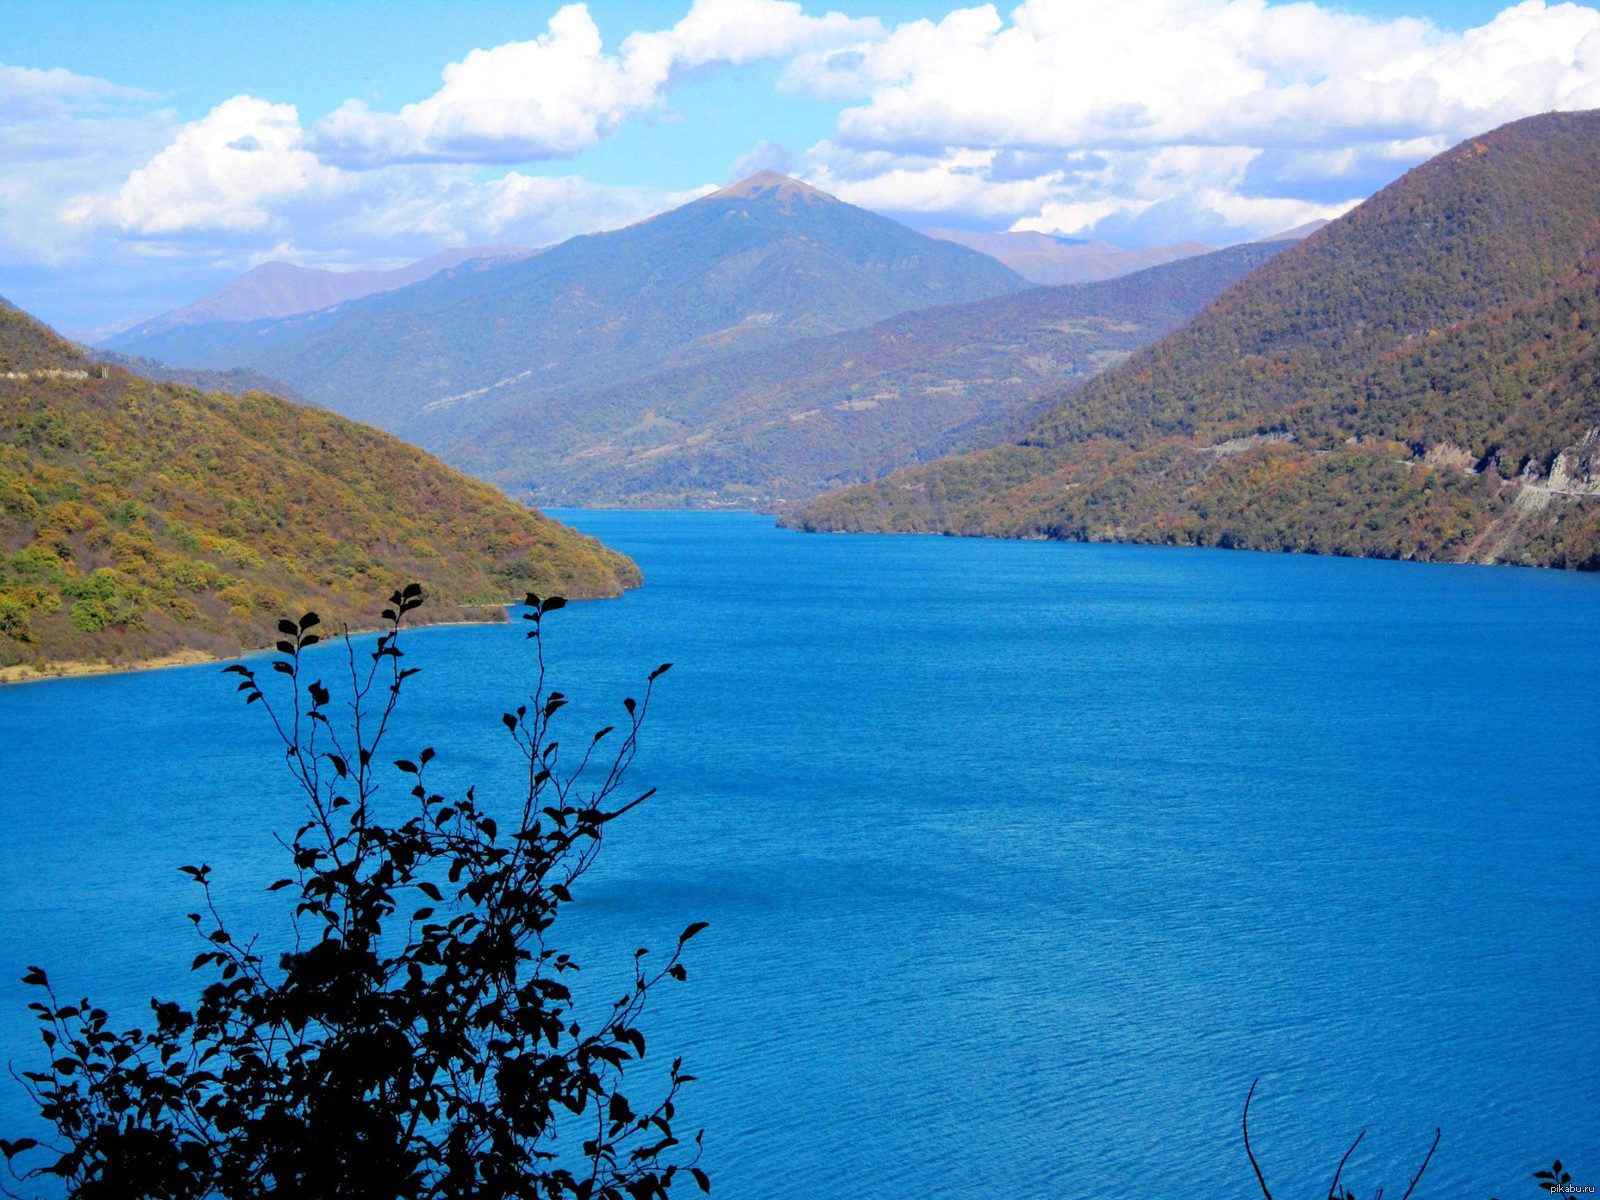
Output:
(786, 111), (1600, 569)
(447, 243), (1289, 508)
(0, 304), (639, 674)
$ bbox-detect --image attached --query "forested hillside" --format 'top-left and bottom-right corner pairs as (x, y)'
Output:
(451, 242), (1289, 506)
(788, 111), (1600, 570)
(0, 302), (639, 677)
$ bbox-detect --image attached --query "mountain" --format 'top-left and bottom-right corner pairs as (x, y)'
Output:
(107, 245), (530, 341)
(447, 241), (1290, 507)
(923, 229), (1216, 285)
(786, 111), (1600, 571)
(92, 349), (308, 402)
(1256, 219), (1330, 243)
(96, 172), (1029, 443)
(0, 300), (639, 677)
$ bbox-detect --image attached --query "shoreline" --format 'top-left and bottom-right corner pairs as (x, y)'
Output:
(0, 607), (516, 688)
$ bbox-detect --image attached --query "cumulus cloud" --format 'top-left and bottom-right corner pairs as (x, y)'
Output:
(796, 0), (1600, 152)
(805, 136), (1357, 244)
(66, 96), (340, 236)
(728, 139), (799, 179)
(0, 64), (174, 275)
(60, 91), (707, 249)
(311, 0), (878, 167)
(782, 0), (1600, 242)
(16, 0), (1600, 327)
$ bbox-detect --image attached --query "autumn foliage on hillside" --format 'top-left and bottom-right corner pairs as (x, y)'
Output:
(0, 304), (639, 673)
(790, 111), (1600, 570)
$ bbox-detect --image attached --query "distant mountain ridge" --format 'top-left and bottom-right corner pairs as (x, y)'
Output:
(0, 300), (638, 676)
(447, 241), (1291, 507)
(924, 229), (1217, 285)
(106, 244), (530, 342)
(91, 349), (307, 402)
(787, 110), (1600, 571)
(93, 178), (1310, 509)
(102, 171), (1030, 445)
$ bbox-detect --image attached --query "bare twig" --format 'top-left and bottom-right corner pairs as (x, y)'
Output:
(1398, 1129), (1442, 1200)
(1327, 1129), (1366, 1200)
(1243, 1077), (1274, 1200)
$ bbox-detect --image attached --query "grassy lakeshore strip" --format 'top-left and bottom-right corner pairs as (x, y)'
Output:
(0, 605), (515, 686)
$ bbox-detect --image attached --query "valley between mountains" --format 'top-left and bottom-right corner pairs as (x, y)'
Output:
(9, 108), (1600, 676)
(788, 110), (1600, 570)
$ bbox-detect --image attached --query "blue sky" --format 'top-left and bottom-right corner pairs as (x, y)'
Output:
(4, 0), (1599, 334)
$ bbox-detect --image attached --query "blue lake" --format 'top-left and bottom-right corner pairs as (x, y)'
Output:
(2, 510), (1598, 1197)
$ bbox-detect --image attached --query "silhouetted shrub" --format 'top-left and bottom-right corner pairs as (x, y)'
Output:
(3, 587), (706, 1199)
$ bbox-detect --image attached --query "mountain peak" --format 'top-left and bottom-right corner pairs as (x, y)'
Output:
(710, 171), (835, 205)
(106, 245), (530, 344)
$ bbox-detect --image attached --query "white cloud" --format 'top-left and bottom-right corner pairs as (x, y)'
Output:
(313, 5), (659, 166)
(796, 0), (1600, 153)
(14, 0), (1600, 328)
(0, 63), (152, 119)
(67, 96), (340, 235)
(806, 135), (1358, 244)
(311, 0), (879, 168)
(781, 0), (1600, 243)
(728, 139), (799, 179)
(479, 173), (714, 243)
(0, 65), (175, 273)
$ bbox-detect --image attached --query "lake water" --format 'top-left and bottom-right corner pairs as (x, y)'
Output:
(2, 511), (1597, 1198)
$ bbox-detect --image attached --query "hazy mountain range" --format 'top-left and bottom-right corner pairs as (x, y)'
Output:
(107, 245), (532, 342)
(453, 241), (1290, 506)
(101, 172), (1308, 507)
(88, 116), (1600, 572)
(922, 229), (1217, 285)
(787, 110), (1600, 571)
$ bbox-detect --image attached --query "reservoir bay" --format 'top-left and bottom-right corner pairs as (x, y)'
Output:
(2, 510), (1597, 1197)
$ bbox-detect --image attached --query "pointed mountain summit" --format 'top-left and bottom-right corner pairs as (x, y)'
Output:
(107, 245), (531, 348)
(707, 170), (835, 207)
(109, 175), (1028, 443)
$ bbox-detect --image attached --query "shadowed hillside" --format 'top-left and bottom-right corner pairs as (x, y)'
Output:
(787, 111), (1600, 570)
(0, 301), (639, 677)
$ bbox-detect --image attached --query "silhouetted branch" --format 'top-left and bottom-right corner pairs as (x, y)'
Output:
(1244, 1077), (1274, 1200)
(1398, 1129), (1441, 1200)
(1328, 1129), (1367, 1200)
(1244, 1080), (1442, 1200)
